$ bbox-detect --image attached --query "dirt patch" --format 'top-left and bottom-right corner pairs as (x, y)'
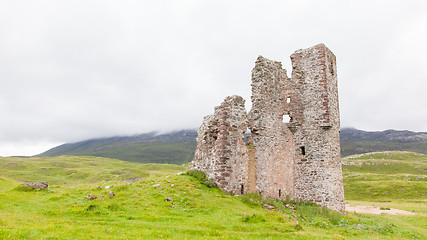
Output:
(346, 205), (416, 215)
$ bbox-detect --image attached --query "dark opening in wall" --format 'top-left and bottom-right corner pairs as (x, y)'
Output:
(244, 128), (251, 143)
(240, 184), (244, 194)
(329, 59), (335, 76)
(279, 189), (282, 197)
(300, 146), (306, 155)
(283, 114), (291, 123)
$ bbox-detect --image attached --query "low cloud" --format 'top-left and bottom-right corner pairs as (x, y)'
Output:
(1, 0), (426, 156)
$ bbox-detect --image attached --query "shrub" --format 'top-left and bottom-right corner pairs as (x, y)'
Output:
(186, 170), (207, 182)
(241, 213), (266, 223)
(185, 170), (216, 188)
(203, 178), (216, 188)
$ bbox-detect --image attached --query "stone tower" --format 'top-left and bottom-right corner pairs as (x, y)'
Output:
(289, 44), (345, 213)
(190, 44), (345, 213)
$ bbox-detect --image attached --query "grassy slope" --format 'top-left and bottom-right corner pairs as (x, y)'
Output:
(340, 140), (427, 157)
(0, 154), (425, 239)
(342, 151), (427, 238)
(343, 151), (426, 203)
(37, 131), (198, 165)
(40, 143), (196, 165)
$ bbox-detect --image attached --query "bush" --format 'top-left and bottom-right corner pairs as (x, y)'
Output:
(185, 170), (216, 188)
(186, 170), (207, 182)
(241, 213), (266, 223)
(203, 178), (216, 188)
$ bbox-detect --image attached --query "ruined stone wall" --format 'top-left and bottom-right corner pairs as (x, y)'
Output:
(247, 56), (295, 200)
(290, 44), (345, 213)
(189, 95), (249, 194)
(190, 43), (345, 213)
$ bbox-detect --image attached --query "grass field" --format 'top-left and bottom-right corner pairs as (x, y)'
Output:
(343, 151), (426, 203)
(0, 152), (425, 239)
(342, 151), (426, 239)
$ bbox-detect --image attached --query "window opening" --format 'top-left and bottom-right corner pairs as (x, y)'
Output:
(286, 97), (291, 103)
(279, 189), (282, 197)
(244, 128), (251, 143)
(283, 114), (290, 123)
(300, 146), (306, 155)
(240, 184), (244, 194)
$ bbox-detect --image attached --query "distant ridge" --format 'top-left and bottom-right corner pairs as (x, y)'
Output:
(37, 128), (427, 164)
(340, 128), (427, 156)
(37, 130), (197, 165)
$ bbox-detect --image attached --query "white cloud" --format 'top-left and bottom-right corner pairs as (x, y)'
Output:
(0, 141), (61, 157)
(0, 0), (426, 156)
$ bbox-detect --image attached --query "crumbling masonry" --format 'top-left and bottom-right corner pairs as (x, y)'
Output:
(189, 44), (345, 213)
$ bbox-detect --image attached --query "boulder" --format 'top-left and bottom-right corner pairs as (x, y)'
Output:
(21, 181), (48, 190)
(86, 194), (97, 200)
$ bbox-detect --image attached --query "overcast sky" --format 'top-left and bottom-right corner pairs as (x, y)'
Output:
(1, 0), (426, 156)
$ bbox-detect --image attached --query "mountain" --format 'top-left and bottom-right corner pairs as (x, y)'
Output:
(37, 128), (427, 163)
(340, 128), (427, 156)
(37, 130), (197, 165)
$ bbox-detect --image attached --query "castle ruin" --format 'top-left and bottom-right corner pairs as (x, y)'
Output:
(189, 44), (345, 213)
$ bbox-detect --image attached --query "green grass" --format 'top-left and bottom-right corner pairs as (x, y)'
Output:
(40, 141), (196, 165)
(342, 151), (426, 239)
(0, 155), (183, 185)
(0, 153), (425, 239)
(340, 139), (427, 157)
(342, 151), (426, 202)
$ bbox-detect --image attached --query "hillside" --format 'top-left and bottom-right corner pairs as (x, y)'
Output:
(1, 153), (425, 239)
(340, 128), (427, 156)
(37, 130), (197, 165)
(37, 128), (427, 163)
